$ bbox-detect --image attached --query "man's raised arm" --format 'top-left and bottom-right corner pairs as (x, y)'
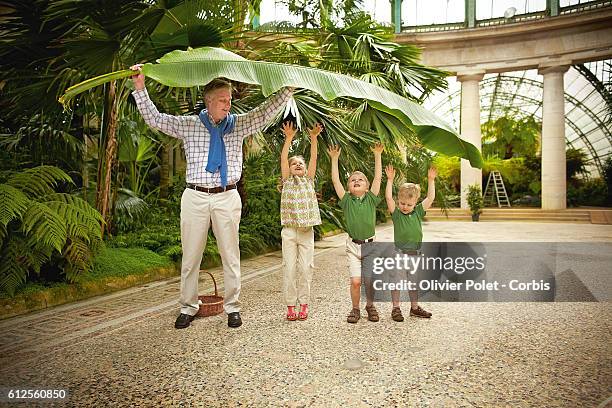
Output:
(233, 87), (294, 138)
(130, 65), (187, 140)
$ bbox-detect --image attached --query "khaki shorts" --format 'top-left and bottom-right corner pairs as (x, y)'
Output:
(345, 236), (375, 278)
(389, 249), (422, 285)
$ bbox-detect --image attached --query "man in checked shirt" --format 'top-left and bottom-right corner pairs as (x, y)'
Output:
(130, 65), (293, 329)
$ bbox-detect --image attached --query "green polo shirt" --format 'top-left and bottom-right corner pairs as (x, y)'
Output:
(392, 203), (426, 250)
(339, 191), (381, 240)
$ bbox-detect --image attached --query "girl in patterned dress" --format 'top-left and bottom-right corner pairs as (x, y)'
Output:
(280, 121), (323, 321)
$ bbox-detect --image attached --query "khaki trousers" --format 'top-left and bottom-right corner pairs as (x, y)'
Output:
(179, 188), (242, 315)
(281, 226), (314, 306)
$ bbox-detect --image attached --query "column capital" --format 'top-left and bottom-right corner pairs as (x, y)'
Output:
(538, 64), (570, 76)
(456, 71), (485, 82)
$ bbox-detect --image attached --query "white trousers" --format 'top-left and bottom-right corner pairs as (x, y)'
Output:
(281, 226), (314, 306)
(179, 188), (242, 315)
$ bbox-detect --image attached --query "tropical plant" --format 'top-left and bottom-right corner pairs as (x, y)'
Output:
(481, 114), (540, 159)
(0, 166), (104, 295)
(0, 0), (229, 236)
(566, 147), (589, 181)
(466, 184), (483, 220)
(117, 116), (161, 196)
(603, 157), (612, 206)
(567, 178), (608, 207)
(59, 47), (482, 167)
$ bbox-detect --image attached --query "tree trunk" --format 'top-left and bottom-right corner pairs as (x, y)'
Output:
(83, 137), (89, 203)
(233, 0), (248, 48)
(159, 142), (170, 200)
(97, 80), (119, 237)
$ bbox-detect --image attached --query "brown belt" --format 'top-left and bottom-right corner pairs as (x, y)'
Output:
(352, 238), (374, 245)
(397, 249), (421, 255)
(187, 183), (237, 194)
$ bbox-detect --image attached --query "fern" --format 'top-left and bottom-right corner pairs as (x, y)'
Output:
(21, 202), (68, 253)
(7, 166), (73, 199)
(0, 184), (30, 227)
(0, 238), (30, 295)
(63, 239), (93, 282)
(0, 166), (103, 295)
(45, 193), (104, 224)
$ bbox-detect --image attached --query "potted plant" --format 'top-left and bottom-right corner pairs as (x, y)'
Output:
(467, 184), (483, 221)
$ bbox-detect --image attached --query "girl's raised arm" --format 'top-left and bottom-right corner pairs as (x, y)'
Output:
(280, 121), (297, 180)
(385, 165), (396, 213)
(307, 123), (323, 179)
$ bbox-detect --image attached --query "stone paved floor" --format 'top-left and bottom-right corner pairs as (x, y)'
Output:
(0, 222), (611, 407)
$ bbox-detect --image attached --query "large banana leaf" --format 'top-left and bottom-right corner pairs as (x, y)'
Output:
(59, 47), (482, 167)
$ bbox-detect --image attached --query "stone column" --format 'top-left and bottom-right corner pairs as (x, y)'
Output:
(538, 65), (569, 210)
(457, 72), (484, 209)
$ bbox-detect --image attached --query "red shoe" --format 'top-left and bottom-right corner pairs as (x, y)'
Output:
(286, 306), (297, 321)
(298, 304), (309, 320)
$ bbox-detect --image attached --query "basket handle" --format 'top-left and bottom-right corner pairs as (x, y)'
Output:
(202, 270), (218, 296)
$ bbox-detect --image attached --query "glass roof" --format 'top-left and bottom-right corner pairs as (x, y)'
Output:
(424, 62), (612, 176)
(257, 1), (611, 175)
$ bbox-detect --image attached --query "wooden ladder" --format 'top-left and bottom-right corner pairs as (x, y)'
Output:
(483, 170), (511, 207)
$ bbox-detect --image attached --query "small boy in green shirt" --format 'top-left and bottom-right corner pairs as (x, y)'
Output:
(328, 143), (384, 324)
(384, 164), (437, 321)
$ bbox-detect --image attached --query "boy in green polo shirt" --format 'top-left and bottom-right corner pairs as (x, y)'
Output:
(328, 143), (384, 324)
(384, 164), (437, 322)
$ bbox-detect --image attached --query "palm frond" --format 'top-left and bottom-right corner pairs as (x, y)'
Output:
(114, 188), (149, 219)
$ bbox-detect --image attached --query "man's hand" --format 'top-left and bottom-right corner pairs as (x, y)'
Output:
(428, 167), (438, 180)
(385, 165), (395, 181)
(371, 142), (384, 155)
(327, 145), (341, 160)
(307, 123), (323, 139)
(281, 121), (297, 140)
(130, 64), (145, 91)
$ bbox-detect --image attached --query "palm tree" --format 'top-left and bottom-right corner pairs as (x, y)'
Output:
(246, 10), (451, 184)
(1, 0), (229, 236)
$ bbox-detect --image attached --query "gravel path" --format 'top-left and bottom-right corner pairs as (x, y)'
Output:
(1, 222), (611, 407)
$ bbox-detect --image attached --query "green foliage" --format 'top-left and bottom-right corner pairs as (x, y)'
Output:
(466, 184), (483, 216)
(481, 115), (540, 159)
(89, 247), (172, 280)
(567, 178), (608, 207)
(566, 147), (589, 181)
(240, 150), (283, 252)
(432, 155), (460, 193)
(603, 157), (612, 206)
(0, 166), (103, 296)
(483, 156), (541, 199)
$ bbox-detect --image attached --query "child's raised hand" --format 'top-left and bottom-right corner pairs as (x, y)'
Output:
(327, 145), (341, 159)
(428, 167), (438, 180)
(308, 123), (323, 139)
(385, 165), (395, 180)
(371, 142), (384, 155)
(281, 121), (297, 140)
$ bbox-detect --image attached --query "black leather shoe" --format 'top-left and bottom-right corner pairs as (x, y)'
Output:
(227, 312), (242, 328)
(174, 313), (196, 329)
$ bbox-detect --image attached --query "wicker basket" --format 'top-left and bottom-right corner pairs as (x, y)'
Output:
(197, 270), (224, 317)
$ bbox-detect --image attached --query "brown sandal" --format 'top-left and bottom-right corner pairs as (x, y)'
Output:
(365, 305), (379, 322)
(391, 307), (404, 322)
(347, 308), (360, 324)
